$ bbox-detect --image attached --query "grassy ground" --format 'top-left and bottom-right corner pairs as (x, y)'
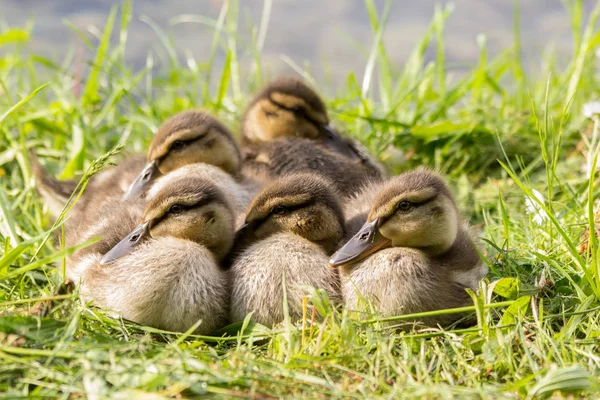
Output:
(1, 1), (600, 398)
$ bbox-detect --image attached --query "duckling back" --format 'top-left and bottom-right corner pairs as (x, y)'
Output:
(242, 138), (382, 197)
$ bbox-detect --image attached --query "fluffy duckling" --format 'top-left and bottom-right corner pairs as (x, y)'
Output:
(34, 110), (246, 215)
(329, 169), (488, 327)
(240, 76), (385, 192)
(35, 111), (256, 242)
(230, 173), (344, 327)
(123, 110), (245, 199)
(69, 173), (234, 333)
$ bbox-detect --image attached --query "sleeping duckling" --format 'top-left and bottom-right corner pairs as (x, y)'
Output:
(240, 76), (385, 192)
(69, 173), (234, 333)
(230, 173), (344, 327)
(35, 111), (255, 243)
(329, 169), (488, 328)
(123, 110), (246, 199)
(34, 110), (246, 217)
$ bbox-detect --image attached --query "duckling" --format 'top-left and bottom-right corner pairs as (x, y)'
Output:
(240, 76), (385, 192)
(69, 173), (234, 333)
(123, 109), (247, 199)
(34, 110), (256, 240)
(329, 169), (488, 328)
(229, 173), (344, 327)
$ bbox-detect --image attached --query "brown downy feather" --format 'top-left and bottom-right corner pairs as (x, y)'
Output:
(66, 197), (144, 262)
(31, 152), (146, 223)
(30, 152), (79, 218)
(241, 138), (382, 197)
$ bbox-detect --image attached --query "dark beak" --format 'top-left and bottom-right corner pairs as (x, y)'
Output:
(100, 222), (150, 265)
(232, 221), (257, 251)
(221, 221), (257, 269)
(122, 160), (160, 200)
(319, 124), (361, 161)
(329, 218), (391, 268)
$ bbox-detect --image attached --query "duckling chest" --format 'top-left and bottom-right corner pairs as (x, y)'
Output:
(340, 247), (444, 290)
(231, 233), (335, 286)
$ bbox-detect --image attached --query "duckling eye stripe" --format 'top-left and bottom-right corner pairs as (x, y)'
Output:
(151, 196), (220, 226)
(249, 199), (315, 232)
(375, 195), (438, 225)
(268, 95), (323, 126)
(398, 195), (438, 209)
(268, 95), (302, 113)
(268, 199), (315, 218)
(166, 133), (207, 150)
(154, 130), (210, 161)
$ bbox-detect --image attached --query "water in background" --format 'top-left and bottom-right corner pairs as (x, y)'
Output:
(0, 0), (595, 88)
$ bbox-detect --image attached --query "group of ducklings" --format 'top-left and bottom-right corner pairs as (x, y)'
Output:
(35, 77), (487, 334)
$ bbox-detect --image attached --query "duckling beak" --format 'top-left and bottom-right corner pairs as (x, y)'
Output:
(329, 218), (391, 268)
(232, 221), (257, 249)
(319, 124), (361, 161)
(122, 160), (160, 200)
(100, 222), (150, 265)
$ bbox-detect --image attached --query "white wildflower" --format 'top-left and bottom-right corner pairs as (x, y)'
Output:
(597, 47), (600, 60)
(583, 102), (600, 118)
(525, 189), (548, 225)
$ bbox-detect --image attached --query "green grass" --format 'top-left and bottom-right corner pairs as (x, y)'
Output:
(1, 0), (600, 398)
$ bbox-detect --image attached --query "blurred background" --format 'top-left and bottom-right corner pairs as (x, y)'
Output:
(1, 0), (593, 87)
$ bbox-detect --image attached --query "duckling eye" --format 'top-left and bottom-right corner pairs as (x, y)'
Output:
(170, 140), (186, 151)
(272, 205), (286, 215)
(168, 204), (184, 214)
(398, 201), (412, 211)
(291, 105), (307, 117)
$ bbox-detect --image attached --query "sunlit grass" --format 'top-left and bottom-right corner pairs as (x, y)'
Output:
(1, 0), (599, 398)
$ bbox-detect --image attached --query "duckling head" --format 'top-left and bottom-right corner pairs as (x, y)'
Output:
(102, 175), (235, 265)
(330, 169), (459, 268)
(235, 173), (345, 254)
(123, 110), (240, 199)
(242, 76), (359, 159)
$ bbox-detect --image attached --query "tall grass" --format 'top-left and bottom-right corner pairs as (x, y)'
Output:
(1, 0), (599, 397)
